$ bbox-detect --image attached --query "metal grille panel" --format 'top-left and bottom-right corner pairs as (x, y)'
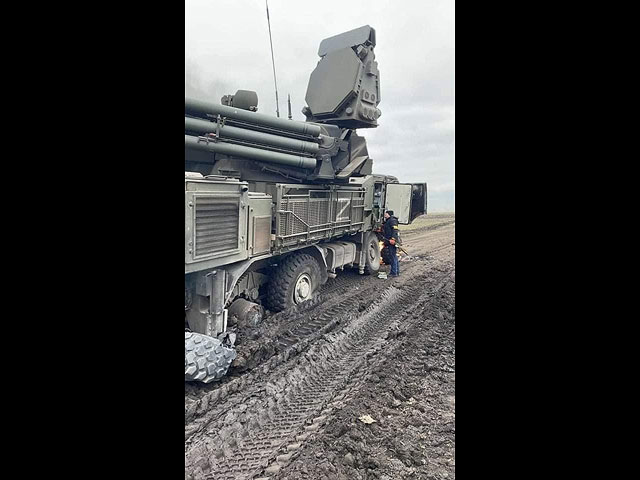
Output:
(276, 188), (365, 247)
(194, 196), (239, 257)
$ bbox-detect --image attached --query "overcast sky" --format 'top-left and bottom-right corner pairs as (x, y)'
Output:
(186, 0), (455, 212)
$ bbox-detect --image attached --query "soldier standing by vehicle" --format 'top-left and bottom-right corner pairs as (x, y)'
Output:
(383, 210), (400, 277)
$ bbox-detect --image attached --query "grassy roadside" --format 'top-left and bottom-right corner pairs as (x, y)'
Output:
(398, 212), (455, 232)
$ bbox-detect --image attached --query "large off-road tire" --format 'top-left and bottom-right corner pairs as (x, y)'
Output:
(363, 232), (381, 275)
(266, 252), (322, 312)
(185, 331), (236, 383)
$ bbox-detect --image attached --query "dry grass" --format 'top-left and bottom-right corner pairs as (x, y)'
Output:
(399, 212), (455, 232)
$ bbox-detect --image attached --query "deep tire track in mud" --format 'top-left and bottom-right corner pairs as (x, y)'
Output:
(184, 270), (388, 424)
(185, 220), (455, 480)
(189, 287), (409, 479)
(184, 270), (392, 438)
(185, 265), (454, 480)
(271, 270), (455, 480)
(184, 252), (443, 428)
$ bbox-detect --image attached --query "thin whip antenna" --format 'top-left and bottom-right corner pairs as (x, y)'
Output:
(266, 0), (280, 118)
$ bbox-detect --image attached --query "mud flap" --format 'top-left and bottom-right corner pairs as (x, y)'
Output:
(185, 331), (237, 383)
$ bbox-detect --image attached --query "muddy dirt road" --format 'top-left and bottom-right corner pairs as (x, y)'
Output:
(185, 216), (455, 480)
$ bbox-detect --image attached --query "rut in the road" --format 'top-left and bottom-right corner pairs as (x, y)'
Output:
(269, 269), (455, 480)
(185, 270), (449, 480)
(185, 269), (386, 425)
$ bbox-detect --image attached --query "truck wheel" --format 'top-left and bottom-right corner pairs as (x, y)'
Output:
(267, 253), (322, 311)
(363, 232), (381, 274)
(185, 331), (236, 383)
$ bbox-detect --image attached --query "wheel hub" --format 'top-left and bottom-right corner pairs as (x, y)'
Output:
(294, 273), (312, 303)
(368, 242), (378, 261)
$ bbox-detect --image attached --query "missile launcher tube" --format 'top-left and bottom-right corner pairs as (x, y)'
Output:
(185, 97), (323, 138)
(185, 134), (317, 169)
(185, 116), (320, 155)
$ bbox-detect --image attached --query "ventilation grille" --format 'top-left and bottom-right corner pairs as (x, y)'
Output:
(194, 196), (239, 257)
(276, 190), (365, 246)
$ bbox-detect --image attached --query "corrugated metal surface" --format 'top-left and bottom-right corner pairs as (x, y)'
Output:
(194, 197), (239, 257)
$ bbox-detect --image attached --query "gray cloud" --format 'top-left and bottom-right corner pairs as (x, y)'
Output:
(186, 0), (455, 211)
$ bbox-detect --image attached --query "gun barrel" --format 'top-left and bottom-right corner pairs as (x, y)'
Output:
(185, 135), (317, 170)
(186, 97), (322, 138)
(185, 117), (320, 155)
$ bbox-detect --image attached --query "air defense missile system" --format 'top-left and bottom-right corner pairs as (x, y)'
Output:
(185, 25), (428, 383)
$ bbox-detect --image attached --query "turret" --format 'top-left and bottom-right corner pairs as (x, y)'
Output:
(184, 26), (381, 183)
(302, 25), (381, 129)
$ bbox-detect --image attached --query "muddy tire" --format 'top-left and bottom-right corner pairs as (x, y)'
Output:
(363, 232), (381, 274)
(266, 252), (322, 312)
(185, 331), (236, 383)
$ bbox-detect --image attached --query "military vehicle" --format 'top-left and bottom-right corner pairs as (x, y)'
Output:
(185, 25), (427, 383)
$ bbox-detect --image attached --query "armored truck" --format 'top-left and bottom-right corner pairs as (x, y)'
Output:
(185, 25), (427, 383)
